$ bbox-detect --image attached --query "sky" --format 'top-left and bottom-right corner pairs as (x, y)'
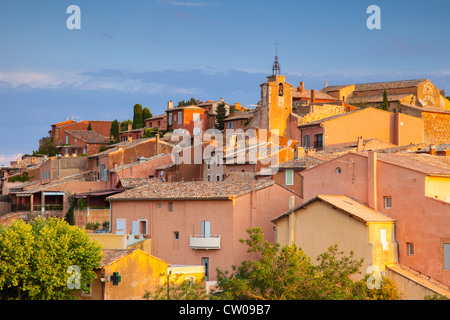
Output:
(0, 0), (449, 165)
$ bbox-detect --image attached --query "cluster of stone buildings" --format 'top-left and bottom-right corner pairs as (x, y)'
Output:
(1, 58), (450, 299)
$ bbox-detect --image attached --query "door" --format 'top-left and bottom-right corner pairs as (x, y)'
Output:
(139, 220), (147, 234)
(201, 221), (211, 238)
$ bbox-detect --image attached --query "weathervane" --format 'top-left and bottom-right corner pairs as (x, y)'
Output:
(272, 41), (281, 75)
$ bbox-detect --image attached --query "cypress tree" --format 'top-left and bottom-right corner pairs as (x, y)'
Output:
(110, 119), (120, 144)
(132, 104), (144, 129)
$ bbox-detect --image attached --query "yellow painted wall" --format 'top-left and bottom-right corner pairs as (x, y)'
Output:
(103, 249), (169, 300)
(368, 223), (398, 272)
(89, 234), (126, 249)
(274, 200), (398, 279)
(425, 176), (450, 202)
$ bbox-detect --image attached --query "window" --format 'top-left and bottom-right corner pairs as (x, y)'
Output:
(227, 122), (233, 129)
(174, 231), (179, 240)
(285, 169), (294, 186)
(300, 175), (304, 198)
(80, 282), (92, 297)
(193, 113), (200, 122)
(207, 175), (211, 181)
(384, 196), (392, 209)
(66, 135), (69, 144)
(201, 257), (209, 281)
(116, 219), (126, 235)
(278, 83), (284, 96)
(178, 111), (182, 125)
(444, 244), (450, 270)
(169, 202), (173, 212)
(158, 203), (162, 209)
(304, 135), (310, 148)
(407, 243), (414, 256)
(216, 174), (220, 181)
(314, 134), (323, 148)
(201, 221), (211, 238)
(168, 113), (173, 126)
(336, 167), (342, 175)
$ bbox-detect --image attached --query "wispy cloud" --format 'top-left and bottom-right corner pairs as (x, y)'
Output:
(0, 153), (22, 166)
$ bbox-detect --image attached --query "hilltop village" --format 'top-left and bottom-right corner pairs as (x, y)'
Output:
(1, 58), (450, 300)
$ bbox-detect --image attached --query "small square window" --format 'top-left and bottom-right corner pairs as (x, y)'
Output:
(174, 231), (179, 240)
(158, 203), (162, 209)
(384, 196), (392, 209)
(407, 242), (414, 256)
(169, 202), (173, 212)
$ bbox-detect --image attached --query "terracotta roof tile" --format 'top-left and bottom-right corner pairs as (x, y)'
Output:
(107, 180), (275, 201)
(101, 249), (137, 267)
(65, 130), (109, 144)
(321, 79), (426, 93)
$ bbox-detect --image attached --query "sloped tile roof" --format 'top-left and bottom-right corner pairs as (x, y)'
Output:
(321, 79), (426, 93)
(65, 130), (109, 144)
(375, 153), (450, 176)
(107, 180), (275, 201)
(272, 195), (395, 223)
(119, 178), (162, 189)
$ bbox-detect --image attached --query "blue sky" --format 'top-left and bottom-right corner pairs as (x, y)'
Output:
(0, 0), (449, 165)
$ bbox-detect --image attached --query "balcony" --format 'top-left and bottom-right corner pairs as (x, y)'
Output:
(190, 234), (221, 250)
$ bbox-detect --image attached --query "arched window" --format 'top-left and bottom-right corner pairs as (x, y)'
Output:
(278, 83), (284, 96)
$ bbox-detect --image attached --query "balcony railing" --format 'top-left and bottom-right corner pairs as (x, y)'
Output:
(190, 234), (221, 250)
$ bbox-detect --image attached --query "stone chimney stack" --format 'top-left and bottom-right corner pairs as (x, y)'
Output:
(299, 82), (305, 93)
(311, 89), (316, 104)
(167, 100), (173, 110)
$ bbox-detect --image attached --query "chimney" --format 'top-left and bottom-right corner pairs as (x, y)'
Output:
(445, 149), (450, 157)
(127, 123), (132, 131)
(156, 134), (160, 154)
(289, 196), (295, 210)
(299, 82), (304, 93)
(356, 136), (364, 152)
(430, 145), (436, 156)
(311, 90), (316, 104)
(368, 151), (377, 210)
(167, 100), (173, 110)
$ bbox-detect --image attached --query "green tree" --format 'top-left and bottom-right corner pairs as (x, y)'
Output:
(143, 128), (157, 138)
(142, 107), (152, 122)
(215, 102), (227, 131)
(0, 217), (103, 300)
(213, 228), (400, 300)
(132, 104), (144, 129)
(177, 98), (199, 107)
(34, 136), (59, 156)
(87, 122), (92, 130)
(121, 119), (133, 132)
(380, 90), (389, 111)
(144, 273), (208, 300)
(109, 119), (120, 144)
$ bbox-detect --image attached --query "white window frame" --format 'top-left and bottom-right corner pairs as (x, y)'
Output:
(285, 169), (294, 186)
(384, 196), (392, 209)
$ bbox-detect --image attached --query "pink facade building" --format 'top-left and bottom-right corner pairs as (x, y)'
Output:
(299, 151), (450, 286)
(107, 180), (301, 281)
